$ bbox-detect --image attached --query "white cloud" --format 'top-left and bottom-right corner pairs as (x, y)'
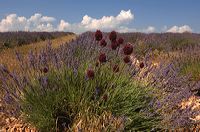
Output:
(57, 20), (71, 31)
(0, 13), (56, 32)
(0, 10), (157, 33)
(116, 26), (137, 33)
(167, 25), (192, 33)
(143, 26), (156, 33)
(0, 14), (27, 31)
(116, 26), (156, 33)
(0, 10), (135, 33)
(80, 10), (133, 30)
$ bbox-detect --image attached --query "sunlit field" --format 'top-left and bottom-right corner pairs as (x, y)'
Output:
(1, 0), (200, 131)
(0, 34), (76, 71)
(0, 31), (200, 131)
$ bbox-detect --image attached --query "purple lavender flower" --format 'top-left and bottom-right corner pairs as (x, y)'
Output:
(4, 92), (15, 105)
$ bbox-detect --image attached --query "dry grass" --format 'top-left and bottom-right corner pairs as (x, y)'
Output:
(69, 111), (124, 132)
(0, 34), (76, 71)
(1, 111), (124, 132)
(181, 96), (200, 122)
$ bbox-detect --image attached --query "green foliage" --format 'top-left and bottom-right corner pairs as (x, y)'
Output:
(180, 60), (200, 81)
(170, 38), (196, 50)
(20, 63), (159, 131)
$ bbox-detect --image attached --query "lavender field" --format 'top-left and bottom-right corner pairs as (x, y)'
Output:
(1, 0), (200, 131)
(0, 30), (200, 131)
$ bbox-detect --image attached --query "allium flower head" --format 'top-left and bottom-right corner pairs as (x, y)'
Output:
(100, 39), (107, 47)
(113, 65), (119, 73)
(123, 43), (133, 55)
(43, 67), (48, 73)
(139, 62), (145, 69)
(118, 37), (124, 45)
(109, 31), (117, 42)
(95, 30), (103, 41)
(123, 56), (130, 63)
(111, 41), (118, 50)
(86, 69), (95, 79)
(98, 53), (107, 63)
(103, 94), (108, 101)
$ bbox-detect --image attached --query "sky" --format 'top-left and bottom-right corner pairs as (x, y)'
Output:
(0, 0), (199, 33)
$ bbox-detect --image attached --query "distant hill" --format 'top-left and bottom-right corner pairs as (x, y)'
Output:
(0, 31), (75, 50)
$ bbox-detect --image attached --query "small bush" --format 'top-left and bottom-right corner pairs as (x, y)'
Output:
(20, 64), (157, 131)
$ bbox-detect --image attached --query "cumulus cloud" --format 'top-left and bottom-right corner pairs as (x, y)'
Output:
(116, 26), (156, 33)
(81, 10), (133, 30)
(0, 10), (157, 33)
(167, 25), (192, 33)
(57, 20), (71, 31)
(0, 13), (56, 32)
(58, 10), (134, 33)
(116, 26), (137, 33)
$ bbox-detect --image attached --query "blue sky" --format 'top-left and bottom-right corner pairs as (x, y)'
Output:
(0, 0), (199, 33)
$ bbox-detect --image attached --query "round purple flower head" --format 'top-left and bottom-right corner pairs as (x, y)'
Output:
(139, 62), (145, 69)
(87, 69), (95, 79)
(123, 43), (133, 55)
(109, 31), (117, 42)
(98, 53), (107, 63)
(100, 39), (107, 47)
(95, 30), (103, 41)
(118, 37), (124, 45)
(111, 41), (118, 50)
(123, 56), (130, 63)
(43, 67), (48, 73)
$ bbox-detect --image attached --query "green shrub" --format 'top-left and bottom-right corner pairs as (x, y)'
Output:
(20, 63), (159, 131)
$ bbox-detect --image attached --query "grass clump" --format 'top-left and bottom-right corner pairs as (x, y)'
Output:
(21, 64), (158, 131)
